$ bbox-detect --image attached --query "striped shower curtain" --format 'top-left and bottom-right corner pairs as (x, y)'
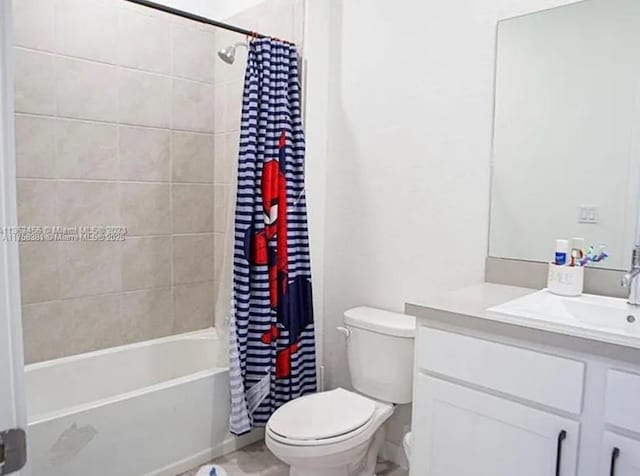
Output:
(229, 38), (316, 435)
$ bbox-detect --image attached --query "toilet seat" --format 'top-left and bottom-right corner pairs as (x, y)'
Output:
(267, 388), (377, 446)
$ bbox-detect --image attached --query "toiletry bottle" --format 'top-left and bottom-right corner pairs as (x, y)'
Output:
(555, 239), (569, 266)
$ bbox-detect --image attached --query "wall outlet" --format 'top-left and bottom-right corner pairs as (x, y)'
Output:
(578, 205), (599, 224)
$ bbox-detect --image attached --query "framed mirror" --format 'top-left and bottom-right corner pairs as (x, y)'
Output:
(488, 0), (640, 270)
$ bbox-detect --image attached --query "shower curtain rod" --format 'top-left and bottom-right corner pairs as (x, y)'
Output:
(123, 0), (267, 39)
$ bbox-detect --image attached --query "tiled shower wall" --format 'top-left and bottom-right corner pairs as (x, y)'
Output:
(13, 0), (303, 363)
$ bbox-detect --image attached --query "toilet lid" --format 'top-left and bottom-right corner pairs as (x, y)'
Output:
(268, 388), (376, 441)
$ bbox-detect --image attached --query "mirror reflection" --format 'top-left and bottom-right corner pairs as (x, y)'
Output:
(489, 0), (640, 270)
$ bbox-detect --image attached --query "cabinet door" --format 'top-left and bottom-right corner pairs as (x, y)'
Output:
(601, 432), (640, 476)
(411, 375), (580, 476)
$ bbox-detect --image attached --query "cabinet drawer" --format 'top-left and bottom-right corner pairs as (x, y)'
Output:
(605, 370), (640, 433)
(417, 327), (585, 414)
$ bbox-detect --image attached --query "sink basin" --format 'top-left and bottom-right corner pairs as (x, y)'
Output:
(488, 289), (640, 335)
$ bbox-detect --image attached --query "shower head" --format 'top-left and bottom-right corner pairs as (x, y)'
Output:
(217, 42), (247, 65)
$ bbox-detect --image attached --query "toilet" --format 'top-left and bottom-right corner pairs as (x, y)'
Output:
(265, 307), (415, 476)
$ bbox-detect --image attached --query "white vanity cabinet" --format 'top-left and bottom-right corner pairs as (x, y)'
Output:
(601, 433), (640, 476)
(412, 374), (579, 476)
(410, 323), (640, 476)
(602, 370), (640, 475)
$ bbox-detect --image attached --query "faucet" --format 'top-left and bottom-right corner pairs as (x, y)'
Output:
(622, 245), (640, 305)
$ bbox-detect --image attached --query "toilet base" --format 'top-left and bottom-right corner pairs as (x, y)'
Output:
(289, 469), (381, 476)
(266, 394), (395, 476)
(279, 422), (388, 476)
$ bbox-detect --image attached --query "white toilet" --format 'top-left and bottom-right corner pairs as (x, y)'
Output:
(265, 307), (415, 476)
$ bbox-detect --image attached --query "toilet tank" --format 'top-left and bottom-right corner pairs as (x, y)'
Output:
(343, 307), (416, 404)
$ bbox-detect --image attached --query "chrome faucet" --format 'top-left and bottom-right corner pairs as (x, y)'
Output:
(622, 245), (640, 305)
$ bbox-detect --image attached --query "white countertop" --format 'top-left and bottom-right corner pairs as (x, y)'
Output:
(406, 282), (640, 351)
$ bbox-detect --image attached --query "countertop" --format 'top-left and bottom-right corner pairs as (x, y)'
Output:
(405, 282), (640, 356)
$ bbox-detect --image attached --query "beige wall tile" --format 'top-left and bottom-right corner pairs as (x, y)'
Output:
(120, 183), (170, 236)
(173, 234), (214, 284)
(22, 294), (124, 363)
(213, 185), (229, 233)
(172, 131), (215, 183)
(12, 0), (299, 360)
(213, 232), (224, 282)
(173, 281), (215, 333)
(118, 8), (171, 74)
(121, 288), (173, 342)
(55, 0), (118, 63)
(171, 24), (216, 83)
(213, 132), (238, 185)
(119, 69), (171, 128)
(19, 242), (60, 304)
(224, 79), (244, 133)
(213, 83), (226, 134)
(172, 78), (215, 132)
(59, 241), (123, 298)
(119, 126), (170, 181)
(17, 179), (58, 226)
(57, 181), (119, 227)
(61, 293), (125, 353)
(15, 115), (57, 179)
(13, 0), (55, 51)
(14, 49), (56, 115)
(117, 0), (168, 21)
(122, 236), (171, 291)
(56, 119), (118, 179)
(172, 184), (215, 233)
(56, 57), (119, 122)
(21, 301), (64, 363)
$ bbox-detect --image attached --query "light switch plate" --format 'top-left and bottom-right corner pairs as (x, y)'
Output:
(578, 205), (599, 224)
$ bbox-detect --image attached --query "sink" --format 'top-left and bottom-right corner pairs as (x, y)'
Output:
(488, 290), (639, 334)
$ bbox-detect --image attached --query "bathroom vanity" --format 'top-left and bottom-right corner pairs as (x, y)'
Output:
(406, 283), (640, 476)
(426, 1), (640, 472)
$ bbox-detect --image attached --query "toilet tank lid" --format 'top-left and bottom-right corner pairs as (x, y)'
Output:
(344, 307), (416, 338)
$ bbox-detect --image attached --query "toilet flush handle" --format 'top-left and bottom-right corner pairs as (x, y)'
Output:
(336, 326), (351, 337)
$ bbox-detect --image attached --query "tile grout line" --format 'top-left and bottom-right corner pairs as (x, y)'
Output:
(115, 7), (124, 300)
(169, 19), (176, 332)
(22, 278), (217, 309)
(14, 44), (220, 87)
(16, 177), (223, 186)
(15, 110), (217, 135)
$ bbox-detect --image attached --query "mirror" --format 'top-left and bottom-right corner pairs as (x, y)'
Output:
(489, 0), (640, 270)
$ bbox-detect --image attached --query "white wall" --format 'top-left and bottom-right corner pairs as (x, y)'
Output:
(157, 0), (267, 20)
(307, 0), (584, 461)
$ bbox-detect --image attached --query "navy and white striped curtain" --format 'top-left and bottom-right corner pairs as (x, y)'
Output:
(229, 38), (316, 435)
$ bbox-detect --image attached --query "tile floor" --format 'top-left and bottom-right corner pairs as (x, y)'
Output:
(177, 442), (408, 476)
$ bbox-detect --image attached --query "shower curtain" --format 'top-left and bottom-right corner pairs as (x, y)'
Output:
(229, 38), (316, 435)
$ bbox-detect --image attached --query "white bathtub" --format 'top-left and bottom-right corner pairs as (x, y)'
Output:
(25, 329), (262, 476)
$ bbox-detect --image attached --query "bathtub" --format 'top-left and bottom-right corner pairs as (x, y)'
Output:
(25, 329), (262, 476)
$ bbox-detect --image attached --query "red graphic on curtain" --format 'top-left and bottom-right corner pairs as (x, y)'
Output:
(249, 130), (298, 379)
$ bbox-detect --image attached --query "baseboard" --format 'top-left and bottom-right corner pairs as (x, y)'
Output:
(380, 440), (408, 470)
(145, 429), (265, 476)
